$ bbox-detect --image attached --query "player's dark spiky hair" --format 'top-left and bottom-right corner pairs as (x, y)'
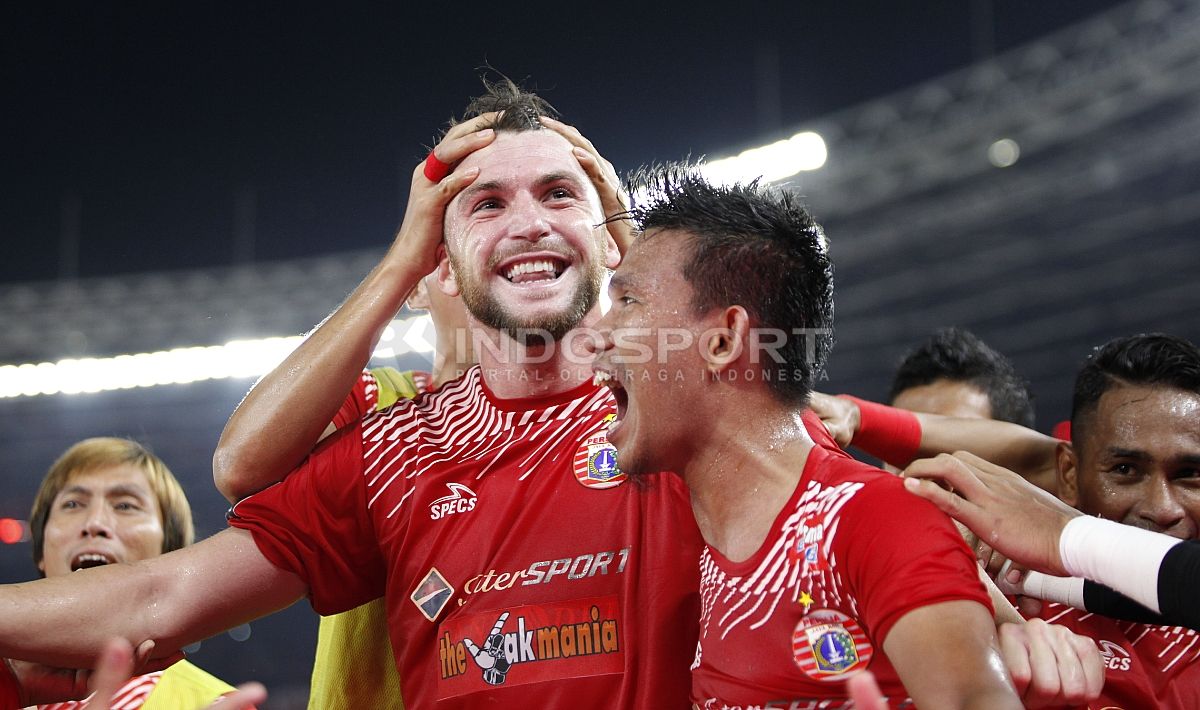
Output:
(628, 162), (834, 405)
(889, 327), (1035, 428)
(1071, 333), (1200, 445)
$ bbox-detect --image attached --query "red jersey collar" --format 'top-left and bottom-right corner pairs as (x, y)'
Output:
(475, 366), (601, 412)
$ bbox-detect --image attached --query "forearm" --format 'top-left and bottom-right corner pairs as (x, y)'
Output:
(979, 566), (1023, 626)
(1159, 540), (1200, 629)
(961, 691), (1024, 710)
(1005, 519), (1197, 627)
(0, 529), (304, 666)
(1082, 580), (1166, 624)
(214, 254), (425, 502)
(0, 558), (174, 665)
(840, 397), (1056, 484)
(1057, 516), (1200, 628)
(0, 660), (17, 710)
(913, 413), (1058, 487)
(1059, 516), (1176, 614)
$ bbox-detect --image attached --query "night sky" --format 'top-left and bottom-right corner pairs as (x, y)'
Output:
(4, 2), (1126, 286)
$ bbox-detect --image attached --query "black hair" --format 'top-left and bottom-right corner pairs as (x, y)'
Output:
(1071, 333), (1200, 445)
(629, 162), (834, 406)
(889, 327), (1035, 427)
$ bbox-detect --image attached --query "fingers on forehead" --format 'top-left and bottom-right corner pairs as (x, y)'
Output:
(539, 116), (597, 151)
(455, 111), (502, 132)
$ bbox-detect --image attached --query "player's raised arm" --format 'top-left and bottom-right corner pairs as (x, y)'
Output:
(0, 528), (304, 668)
(212, 115), (496, 503)
(808, 392), (1058, 484)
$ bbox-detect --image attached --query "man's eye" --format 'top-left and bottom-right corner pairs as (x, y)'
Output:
(548, 187), (572, 200)
(60, 500), (81, 510)
(114, 501), (140, 512)
(473, 199), (501, 212)
(618, 295), (637, 305)
(1110, 463), (1136, 476)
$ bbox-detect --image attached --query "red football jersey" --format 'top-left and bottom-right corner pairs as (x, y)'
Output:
(330, 368), (432, 429)
(38, 672), (160, 710)
(1038, 603), (1200, 709)
(230, 367), (703, 708)
(691, 445), (992, 709)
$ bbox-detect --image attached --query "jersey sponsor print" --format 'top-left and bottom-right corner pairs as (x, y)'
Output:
(437, 596), (623, 697)
(429, 482), (478, 520)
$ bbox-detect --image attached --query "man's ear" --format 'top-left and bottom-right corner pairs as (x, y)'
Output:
(703, 306), (750, 375)
(436, 245), (459, 297)
(1056, 440), (1080, 507)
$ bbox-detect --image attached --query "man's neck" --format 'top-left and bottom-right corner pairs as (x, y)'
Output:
(473, 314), (598, 400)
(430, 337), (475, 389)
(683, 398), (815, 563)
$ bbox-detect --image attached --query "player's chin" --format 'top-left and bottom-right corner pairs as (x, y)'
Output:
(611, 417), (658, 478)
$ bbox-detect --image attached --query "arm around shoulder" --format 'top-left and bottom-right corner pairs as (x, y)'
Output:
(213, 257), (424, 503)
(0, 528), (305, 668)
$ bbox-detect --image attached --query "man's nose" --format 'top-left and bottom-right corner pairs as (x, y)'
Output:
(1134, 476), (1189, 537)
(81, 507), (114, 539)
(587, 315), (615, 357)
(505, 195), (552, 242)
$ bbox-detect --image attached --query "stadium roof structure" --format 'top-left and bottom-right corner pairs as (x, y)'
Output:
(775, 0), (1200, 398)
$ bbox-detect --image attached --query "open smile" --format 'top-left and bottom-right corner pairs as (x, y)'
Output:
(498, 255), (568, 285)
(70, 551), (117, 571)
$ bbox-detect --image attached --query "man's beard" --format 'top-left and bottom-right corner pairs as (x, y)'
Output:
(451, 252), (603, 347)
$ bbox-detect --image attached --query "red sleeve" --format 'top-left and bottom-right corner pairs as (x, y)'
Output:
(227, 422), (386, 615)
(330, 369), (378, 430)
(802, 408), (841, 452)
(834, 476), (992, 646)
(0, 659), (18, 710)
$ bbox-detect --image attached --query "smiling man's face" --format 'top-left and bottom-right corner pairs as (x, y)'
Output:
(441, 129), (617, 342)
(1060, 384), (1200, 540)
(38, 464), (165, 577)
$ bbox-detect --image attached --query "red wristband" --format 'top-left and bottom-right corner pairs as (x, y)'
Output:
(0, 659), (20, 710)
(840, 395), (922, 468)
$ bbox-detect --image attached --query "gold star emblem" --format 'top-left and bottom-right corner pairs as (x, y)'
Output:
(799, 591), (814, 610)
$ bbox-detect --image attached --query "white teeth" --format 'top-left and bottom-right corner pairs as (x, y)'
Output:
(593, 371), (612, 386)
(73, 553), (112, 570)
(504, 260), (559, 281)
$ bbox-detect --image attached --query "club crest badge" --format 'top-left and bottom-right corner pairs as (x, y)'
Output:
(792, 609), (872, 680)
(573, 418), (626, 490)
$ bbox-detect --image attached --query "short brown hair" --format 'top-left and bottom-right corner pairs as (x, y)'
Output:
(445, 74), (559, 138)
(29, 438), (195, 574)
